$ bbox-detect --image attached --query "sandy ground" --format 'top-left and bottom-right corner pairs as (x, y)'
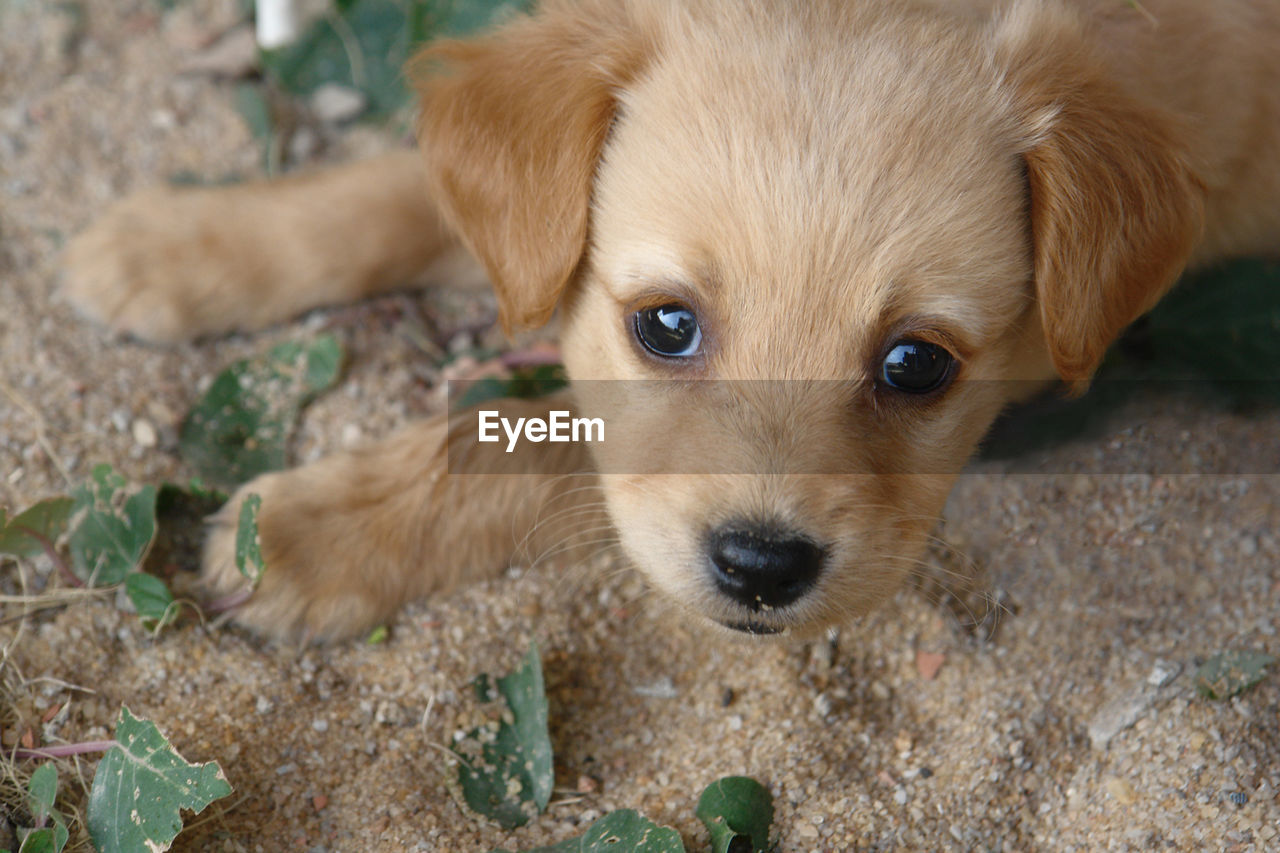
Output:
(1, 1), (1278, 850)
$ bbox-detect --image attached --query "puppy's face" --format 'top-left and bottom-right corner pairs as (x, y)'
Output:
(557, 16), (1038, 634)
(417, 0), (1202, 636)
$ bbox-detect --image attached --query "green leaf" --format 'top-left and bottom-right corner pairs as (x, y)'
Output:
(262, 0), (415, 120)
(87, 707), (233, 853)
(68, 465), (158, 586)
(125, 573), (177, 632)
(185, 477), (229, 503)
(1195, 651), (1276, 700)
(366, 624), (388, 645)
(232, 82), (277, 173)
(1134, 258), (1280, 393)
(179, 335), (344, 490)
(18, 822), (67, 853)
(234, 494), (265, 584)
(0, 498), (74, 559)
(695, 777), (774, 853)
(232, 82), (273, 140)
(456, 364), (568, 409)
(499, 810), (686, 853)
(27, 764), (57, 824)
(21, 765), (68, 853)
(982, 259), (1280, 462)
(261, 0), (532, 121)
(453, 642), (553, 829)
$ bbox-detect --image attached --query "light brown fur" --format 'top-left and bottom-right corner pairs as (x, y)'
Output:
(63, 0), (1280, 641)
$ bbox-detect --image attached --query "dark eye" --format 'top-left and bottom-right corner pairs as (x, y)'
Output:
(634, 304), (703, 358)
(880, 339), (954, 393)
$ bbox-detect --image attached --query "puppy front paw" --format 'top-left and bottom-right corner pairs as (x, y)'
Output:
(201, 471), (413, 644)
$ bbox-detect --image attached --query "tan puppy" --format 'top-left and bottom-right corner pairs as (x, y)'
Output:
(64, 0), (1280, 641)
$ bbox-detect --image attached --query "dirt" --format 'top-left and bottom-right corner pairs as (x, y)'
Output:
(1, 1), (1277, 850)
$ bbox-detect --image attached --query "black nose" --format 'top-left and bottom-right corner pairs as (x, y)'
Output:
(707, 526), (824, 610)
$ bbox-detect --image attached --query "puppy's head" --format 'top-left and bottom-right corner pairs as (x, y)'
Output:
(415, 0), (1202, 636)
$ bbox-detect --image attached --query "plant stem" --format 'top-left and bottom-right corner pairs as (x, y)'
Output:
(15, 526), (81, 588)
(15, 740), (117, 760)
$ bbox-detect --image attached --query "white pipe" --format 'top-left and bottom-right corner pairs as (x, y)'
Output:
(256, 0), (301, 50)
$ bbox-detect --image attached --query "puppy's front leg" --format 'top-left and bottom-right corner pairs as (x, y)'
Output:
(201, 391), (602, 642)
(63, 151), (459, 342)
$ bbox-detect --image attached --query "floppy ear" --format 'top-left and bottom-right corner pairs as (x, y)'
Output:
(993, 3), (1205, 385)
(411, 2), (653, 333)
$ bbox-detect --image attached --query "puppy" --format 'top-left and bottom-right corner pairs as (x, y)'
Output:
(63, 0), (1280, 641)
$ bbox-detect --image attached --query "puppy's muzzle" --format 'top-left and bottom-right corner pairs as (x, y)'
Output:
(707, 525), (825, 612)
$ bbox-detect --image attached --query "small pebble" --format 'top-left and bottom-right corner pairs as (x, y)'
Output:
(310, 83), (367, 123)
(374, 700), (404, 725)
(289, 125), (321, 162)
(131, 417), (157, 448)
(1147, 660), (1182, 687)
(632, 677), (677, 699)
(1104, 777), (1138, 806)
(340, 423), (363, 448)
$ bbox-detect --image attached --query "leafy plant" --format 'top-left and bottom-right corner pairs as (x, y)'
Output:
(695, 777), (774, 853)
(231, 82), (278, 172)
(452, 644), (776, 851)
(260, 0), (533, 121)
(0, 498), (73, 560)
(123, 573), (178, 632)
(234, 493), (266, 585)
(179, 335), (343, 490)
(498, 810), (686, 853)
(68, 464), (158, 586)
(17, 764), (68, 853)
(1195, 650), (1276, 700)
(452, 642), (554, 829)
(2, 465), (187, 636)
(15, 710), (233, 853)
(494, 778), (777, 853)
(455, 364), (568, 410)
(982, 258), (1280, 461)
(86, 707), (233, 853)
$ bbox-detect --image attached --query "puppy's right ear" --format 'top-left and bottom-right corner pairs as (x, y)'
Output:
(412, 2), (653, 333)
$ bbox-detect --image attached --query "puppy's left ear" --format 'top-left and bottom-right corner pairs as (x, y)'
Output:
(412, 2), (654, 333)
(994, 3), (1205, 385)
